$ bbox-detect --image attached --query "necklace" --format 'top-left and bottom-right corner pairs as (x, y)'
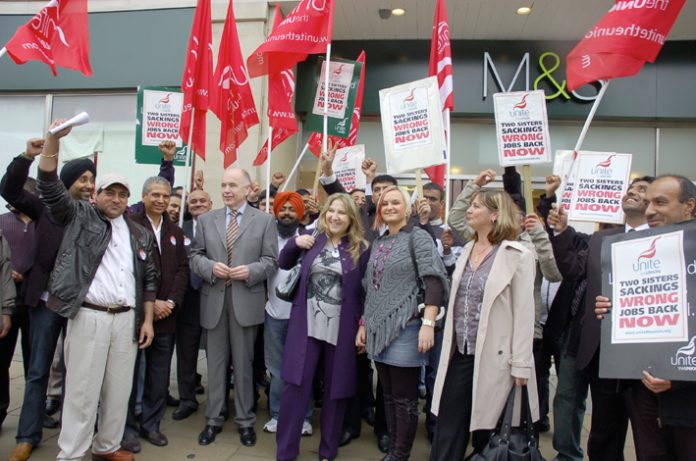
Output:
(328, 238), (340, 257)
(372, 236), (396, 289)
(470, 242), (493, 267)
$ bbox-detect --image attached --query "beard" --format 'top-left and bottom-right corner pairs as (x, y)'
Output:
(277, 219), (300, 239)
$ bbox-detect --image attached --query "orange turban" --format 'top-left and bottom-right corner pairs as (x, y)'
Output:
(273, 191), (305, 221)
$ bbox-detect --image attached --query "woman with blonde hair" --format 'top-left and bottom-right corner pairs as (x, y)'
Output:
(430, 189), (538, 460)
(276, 193), (369, 461)
(357, 185), (449, 461)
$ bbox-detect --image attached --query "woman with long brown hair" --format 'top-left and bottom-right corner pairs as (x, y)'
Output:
(276, 193), (369, 461)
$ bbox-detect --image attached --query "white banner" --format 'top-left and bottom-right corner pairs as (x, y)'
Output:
(332, 145), (366, 192)
(611, 231), (688, 344)
(568, 151), (632, 224)
(142, 89), (184, 146)
(379, 77), (446, 174)
(312, 60), (356, 120)
(493, 90), (551, 167)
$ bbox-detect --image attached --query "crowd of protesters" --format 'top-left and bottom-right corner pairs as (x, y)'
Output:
(1, 121), (695, 461)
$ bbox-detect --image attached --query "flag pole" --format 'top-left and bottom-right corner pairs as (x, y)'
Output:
(574, 81), (610, 152)
(281, 142), (310, 192)
(0, 47), (6, 59)
(313, 42), (332, 197)
(265, 125), (272, 212)
(444, 108), (451, 225)
(179, 107), (196, 228)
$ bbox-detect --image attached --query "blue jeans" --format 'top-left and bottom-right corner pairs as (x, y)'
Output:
(264, 313), (311, 421)
(552, 334), (589, 461)
(17, 302), (66, 446)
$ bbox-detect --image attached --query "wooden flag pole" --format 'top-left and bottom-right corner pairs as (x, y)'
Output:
(281, 142), (310, 192)
(415, 168), (424, 200)
(179, 107), (195, 228)
(444, 108), (452, 225)
(313, 41), (332, 198)
(265, 125), (272, 212)
(521, 164), (534, 216)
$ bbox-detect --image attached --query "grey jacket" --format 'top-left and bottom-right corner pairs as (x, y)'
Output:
(448, 180), (562, 338)
(37, 170), (158, 340)
(0, 230), (16, 327)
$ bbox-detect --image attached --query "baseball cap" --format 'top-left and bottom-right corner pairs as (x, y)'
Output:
(96, 173), (130, 194)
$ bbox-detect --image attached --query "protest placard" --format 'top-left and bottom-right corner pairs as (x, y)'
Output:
(493, 90), (551, 167)
(568, 151), (632, 224)
(135, 86), (188, 166)
(332, 145), (366, 192)
(553, 150), (577, 213)
(379, 77), (446, 174)
(305, 57), (361, 139)
(600, 221), (696, 381)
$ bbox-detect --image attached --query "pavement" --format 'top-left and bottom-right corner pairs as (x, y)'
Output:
(1, 347), (637, 460)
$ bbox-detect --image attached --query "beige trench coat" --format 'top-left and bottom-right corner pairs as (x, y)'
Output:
(431, 239), (540, 430)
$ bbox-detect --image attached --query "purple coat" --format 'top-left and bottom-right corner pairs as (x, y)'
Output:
(279, 233), (369, 400)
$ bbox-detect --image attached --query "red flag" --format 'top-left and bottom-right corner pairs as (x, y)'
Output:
(308, 51), (366, 158)
(247, 0), (334, 78)
(253, 6), (298, 167)
(424, 0), (454, 188)
(209, 0), (260, 167)
(180, 0), (213, 160)
(4, 0), (92, 77)
(566, 0), (685, 91)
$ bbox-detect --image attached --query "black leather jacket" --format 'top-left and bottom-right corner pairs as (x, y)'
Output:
(37, 169), (158, 340)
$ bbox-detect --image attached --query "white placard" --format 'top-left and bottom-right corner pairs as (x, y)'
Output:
(568, 151), (633, 224)
(142, 89), (184, 146)
(611, 231), (688, 344)
(493, 90), (551, 167)
(554, 149), (578, 213)
(379, 77), (447, 174)
(312, 61), (356, 120)
(332, 145), (366, 192)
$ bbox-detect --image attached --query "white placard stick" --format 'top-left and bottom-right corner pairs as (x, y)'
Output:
(49, 112), (90, 135)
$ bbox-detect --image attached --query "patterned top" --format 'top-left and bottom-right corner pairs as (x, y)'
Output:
(454, 245), (499, 355)
(307, 241), (343, 345)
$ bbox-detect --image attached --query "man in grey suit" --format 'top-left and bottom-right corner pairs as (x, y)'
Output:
(190, 168), (278, 447)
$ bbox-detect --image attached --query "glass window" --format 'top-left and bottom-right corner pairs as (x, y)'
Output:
(657, 128), (696, 178)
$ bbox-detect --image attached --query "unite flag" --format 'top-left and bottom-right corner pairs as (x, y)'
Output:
(246, 0), (334, 78)
(566, 0), (685, 91)
(253, 5), (299, 166)
(307, 51), (366, 158)
(210, 0), (260, 167)
(179, 0), (213, 160)
(4, 0), (92, 77)
(424, 0), (454, 188)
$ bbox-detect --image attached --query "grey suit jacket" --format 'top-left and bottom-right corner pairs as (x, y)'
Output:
(189, 206), (278, 329)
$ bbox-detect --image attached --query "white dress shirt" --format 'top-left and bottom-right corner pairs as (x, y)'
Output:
(84, 215), (136, 307)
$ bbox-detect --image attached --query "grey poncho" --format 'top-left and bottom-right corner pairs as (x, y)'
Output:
(363, 228), (450, 357)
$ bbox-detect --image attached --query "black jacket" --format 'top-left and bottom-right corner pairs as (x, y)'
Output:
(37, 169), (159, 340)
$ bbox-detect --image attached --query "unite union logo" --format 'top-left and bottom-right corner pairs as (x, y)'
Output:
(632, 236), (662, 272)
(671, 336), (696, 369)
(400, 88), (418, 110)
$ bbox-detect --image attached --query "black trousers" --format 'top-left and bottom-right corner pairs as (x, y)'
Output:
(585, 353), (629, 461)
(0, 307), (31, 424)
(175, 320), (202, 409)
(533, 335), (560, 429)
(430, 350), (489, 461)
(126, 332), (176, 433)
(628, 381), (696, 461)
(342, 353), (374, 436)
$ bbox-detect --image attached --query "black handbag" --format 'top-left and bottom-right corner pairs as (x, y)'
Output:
(275, 230), (317, 302)
(469, 385), (545, 461)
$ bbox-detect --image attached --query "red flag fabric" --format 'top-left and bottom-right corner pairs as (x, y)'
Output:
(247, 0), (334, 78)
(210, 0), (260, 167)
(424, 0), (454, 188)
(308, 51), (366, 158)
(4, 0), (92, 76)
(180, 0), (213, 160)
(253, 6), (298, 167)
(566, 0), (685, 91)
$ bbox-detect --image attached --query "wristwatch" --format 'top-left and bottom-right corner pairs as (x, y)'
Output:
(422, 318), (436, 328)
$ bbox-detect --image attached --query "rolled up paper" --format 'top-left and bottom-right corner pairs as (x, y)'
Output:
(49, 112), (90, 135)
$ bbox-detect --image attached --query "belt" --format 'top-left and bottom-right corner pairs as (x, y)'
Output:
(82, 302), (132, 314)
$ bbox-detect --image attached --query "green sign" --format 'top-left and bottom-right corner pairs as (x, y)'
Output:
(135, 85), (189, 166)
(305, 57), (362, 139)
